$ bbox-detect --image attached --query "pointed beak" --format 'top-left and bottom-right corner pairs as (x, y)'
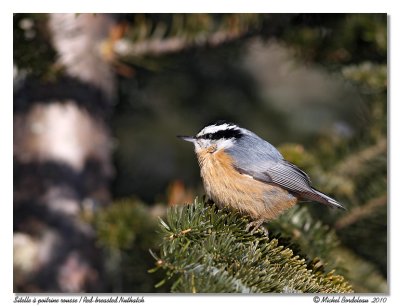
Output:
(177, 135), (196, 143)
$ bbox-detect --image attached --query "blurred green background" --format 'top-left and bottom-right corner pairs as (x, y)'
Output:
(13, 13), (387, 293)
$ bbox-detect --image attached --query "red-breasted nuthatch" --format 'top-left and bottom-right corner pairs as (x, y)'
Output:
(178, 120), (345, 232)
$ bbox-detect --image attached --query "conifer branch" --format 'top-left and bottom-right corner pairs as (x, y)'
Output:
(113, 30), (249, 58)
(111, 14), (265, 59)
(334, 138), (387, 178)
(335, 195), (387, 230)
(151, 199), (353, 293)
(330, 247), (388, 293)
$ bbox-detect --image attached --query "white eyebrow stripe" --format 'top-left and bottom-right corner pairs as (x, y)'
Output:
(198, 123), (238, 136)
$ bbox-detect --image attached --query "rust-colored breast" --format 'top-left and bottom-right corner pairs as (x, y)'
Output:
(197, 149), (297, 221)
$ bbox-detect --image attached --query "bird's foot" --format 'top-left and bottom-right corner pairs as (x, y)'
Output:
(205, 198), (215, 205)
(246, 220), (269, 236)
(202, 195), (214, 206)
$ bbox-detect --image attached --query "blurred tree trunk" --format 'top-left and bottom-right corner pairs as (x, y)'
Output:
(14, 14), (116, 292)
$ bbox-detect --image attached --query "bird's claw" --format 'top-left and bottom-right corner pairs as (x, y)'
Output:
(246, 220), (269, 236)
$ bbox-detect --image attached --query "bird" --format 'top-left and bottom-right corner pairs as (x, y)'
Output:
(178, 120), (345, 233)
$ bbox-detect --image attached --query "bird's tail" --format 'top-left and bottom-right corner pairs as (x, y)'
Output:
(303, 188), (346, 210)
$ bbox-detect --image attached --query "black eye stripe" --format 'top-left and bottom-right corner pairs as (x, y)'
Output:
(199, 129), (243, 140)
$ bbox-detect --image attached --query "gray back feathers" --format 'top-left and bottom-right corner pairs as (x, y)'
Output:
(226, 128), (345, 210)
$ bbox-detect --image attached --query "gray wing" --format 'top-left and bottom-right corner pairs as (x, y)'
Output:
(226, 132), (311, 190)
(265, 162), (345, 209)
(233, 157), (314, 196)
(227, 132), (345, 209)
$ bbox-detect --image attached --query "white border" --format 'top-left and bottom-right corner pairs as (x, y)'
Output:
(2, 1), (394, 14)
(3, 1), (399, 305)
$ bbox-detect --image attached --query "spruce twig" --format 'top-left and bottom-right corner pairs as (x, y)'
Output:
(335, 195), (387, 229)
(151, 199), (353, 293)
(334, 138), (387, 178)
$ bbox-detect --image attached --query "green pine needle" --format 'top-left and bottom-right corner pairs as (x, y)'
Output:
(151, 199), (353, 293)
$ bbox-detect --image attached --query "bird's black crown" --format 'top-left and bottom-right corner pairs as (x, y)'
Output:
(197, 120), (243, 140)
